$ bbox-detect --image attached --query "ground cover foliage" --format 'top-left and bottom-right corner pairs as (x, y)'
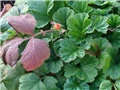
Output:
(0, 0), (120, 90)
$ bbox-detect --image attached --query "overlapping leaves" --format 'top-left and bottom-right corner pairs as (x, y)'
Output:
(26, 0), (54, 28)
(71, 1), (92, 13)
(87, 37), (112, 69)
(53, 7), (74, 29)
(1, 14), (50, 71)
(1, 0), (120, 90)
(64, 55), (98, 82)
(64, 77), (89, 90)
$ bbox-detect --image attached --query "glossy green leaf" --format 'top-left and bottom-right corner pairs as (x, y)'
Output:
(27, 0), (54, 28)
(64, 77), (89, 90)
(92, 16), (108, 34)
(0, 29), (16, 41)
(76, 55), (98, 82)
(67, 13), (92, 41)
(48, 59), (63, 73)
(59, 39), (85, 62)
(99, 80), (112, 90)
(108, 14), (120, 28)
(19, 73), (46, 90)
(53, 7), (74, 29)
(43, 76), (59, 90)
(72, 1), (92, 13)
(67, 13), (92, 31)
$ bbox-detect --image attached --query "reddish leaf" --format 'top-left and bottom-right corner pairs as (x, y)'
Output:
(20, 38), (50, 71)
(0, 4), (12, 18)
(7, 14), (36, 35)
(1, 37), (24, 67)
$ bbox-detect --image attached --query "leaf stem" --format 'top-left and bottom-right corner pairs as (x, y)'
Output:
(23, 29), (53, 41)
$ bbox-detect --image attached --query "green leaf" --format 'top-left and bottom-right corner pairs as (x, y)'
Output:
(105, 64), (120, 79)
(108, 14), (120, 28)
(115, 79), (120, 89)
(88, 37), (112, 69)
(105, 47), (120, 79)
(99, 80), (113, 90)
(46, 0), (54, 14)
(108, 31), (120, 48)
(48, 1), (65, 18)
(92, 16), (108, 34)
(76, 55), (98, 82)
(53, 7), (74, 29)
(27, 0), (54, 28)
(59, 39), (85, 62)
(29, 11), (50, 28)
(43, 76), (59, 90)
(0, 18), (11, 33)
(48, 59), (63, 73)
(92, 71), (106, 87)
(2, 63), (25, 90)
(53, 40), (61, 56)
(67, 13), (92, 32)
(67, 13), (92, 41)
(0, 83), (7, 90)
(19, 73), (46, 90)
(92, 6), (112, 16)
(64, 64), (78, 78)
(64, 77), (89, 90)
(94, 1), (108, 6)
(0, 29), (16, 41)
(34, 63), (49, 75)
(71, 1), (92, 13)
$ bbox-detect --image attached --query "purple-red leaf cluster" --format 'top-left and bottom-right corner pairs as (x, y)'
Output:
(0, 14), (50, 71)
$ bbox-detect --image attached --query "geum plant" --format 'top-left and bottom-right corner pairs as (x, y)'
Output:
(0, 0), (120, 90)
(1, 14), (51, 71)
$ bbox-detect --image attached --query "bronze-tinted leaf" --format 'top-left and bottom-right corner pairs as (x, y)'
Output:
(1, 37), (24, 67)
(20, 38), (50, 71)
(0, 4), (12, 18)
(7, 14), (36, 35)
